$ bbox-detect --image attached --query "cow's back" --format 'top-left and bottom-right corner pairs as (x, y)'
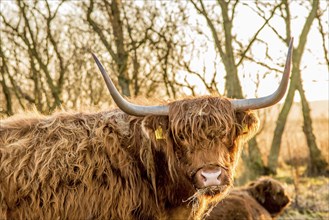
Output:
(0, 111), (159, 219)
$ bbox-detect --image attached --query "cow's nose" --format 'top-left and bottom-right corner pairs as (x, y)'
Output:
(200, 170), (222, 186)
(194, 166), (222, 188)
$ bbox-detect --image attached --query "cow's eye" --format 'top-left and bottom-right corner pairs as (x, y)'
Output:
(207, 132), (216, 139)
(177, 133), (185, 142)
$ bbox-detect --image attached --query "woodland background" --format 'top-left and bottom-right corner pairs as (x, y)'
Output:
(1, 0), (328, 219)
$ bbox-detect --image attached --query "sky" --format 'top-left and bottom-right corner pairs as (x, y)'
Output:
(238, 1), (329, 102)
(179, 1), (329, 102)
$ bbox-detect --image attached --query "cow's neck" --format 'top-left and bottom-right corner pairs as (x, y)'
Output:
(153, 150), (195, 210)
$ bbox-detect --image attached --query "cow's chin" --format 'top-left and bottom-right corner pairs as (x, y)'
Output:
(196, 184), (230, 197)
(185, 183), (232, 205)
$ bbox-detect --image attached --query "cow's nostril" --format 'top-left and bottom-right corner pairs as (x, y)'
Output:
(200, 173), (207, 182)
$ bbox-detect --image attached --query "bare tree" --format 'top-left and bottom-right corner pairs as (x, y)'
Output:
(1, 0), (70, 113)
(0, 0), (189, 115)
(85, 0), (131, 97)
(267, 0), (328, 176)
(1, 0), (110, 112)
(315, 5), (329, 72)
(83, 0), (185, 99)
(0, 44), (13, 116)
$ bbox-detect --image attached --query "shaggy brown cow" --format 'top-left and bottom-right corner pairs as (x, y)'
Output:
(0, 39), (293, 220)
(205, 177), (291, 220)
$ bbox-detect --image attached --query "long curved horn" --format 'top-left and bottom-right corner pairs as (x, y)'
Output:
(231, 37), (293, 111)
(92, 54), (169, 116)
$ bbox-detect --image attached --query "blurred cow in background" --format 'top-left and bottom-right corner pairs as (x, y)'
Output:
(205, 177), (290, 220)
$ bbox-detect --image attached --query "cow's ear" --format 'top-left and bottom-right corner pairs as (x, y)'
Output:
(235, 110), (259, 137)
(255, 183), (266, 204)
(264, 179), (272, 190)
(249, 182), (266, 204)
(248, 181), (255, 187)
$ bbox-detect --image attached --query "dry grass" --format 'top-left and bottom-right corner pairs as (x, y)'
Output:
(276, 174), (329, 220)
(255, 105), (329, 167)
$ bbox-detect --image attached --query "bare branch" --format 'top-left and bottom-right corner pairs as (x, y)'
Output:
(236, 3), (282, 67)
(316, 10), (329, 70)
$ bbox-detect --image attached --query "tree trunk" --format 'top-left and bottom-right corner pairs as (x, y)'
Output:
(267, 67), (297, 174)
(0, 46), (13, 116)
(109, 0), (130, 97)
(239, 137), (266, 184)
(87, 0), (131, 97)
(0, 76), (12, 116)
(297, 82), (329, 176)
(267, 0), (320, 175)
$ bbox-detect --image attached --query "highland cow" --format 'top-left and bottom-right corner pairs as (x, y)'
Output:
(0, 39), (293, 220)
(205, 177), (291, 220)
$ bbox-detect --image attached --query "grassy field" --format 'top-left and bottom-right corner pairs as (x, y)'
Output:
(278, 174), (329, 220)
(255, 101), (328, 165)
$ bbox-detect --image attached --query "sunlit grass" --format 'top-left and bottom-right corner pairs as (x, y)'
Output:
(278, 175), (329, 220)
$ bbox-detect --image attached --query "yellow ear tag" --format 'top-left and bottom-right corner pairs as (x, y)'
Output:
(242, 124), (249, 134)
(155, 126), (165, 140)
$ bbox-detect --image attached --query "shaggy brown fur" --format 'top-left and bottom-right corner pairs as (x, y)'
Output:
(0, 97), (258, 220)
(205, 177), (290, 220)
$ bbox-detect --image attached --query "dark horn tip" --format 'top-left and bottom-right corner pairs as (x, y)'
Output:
(290, 37), (294, 43)
(286, 37), (293, 52)
(91, 53), (98, 61)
